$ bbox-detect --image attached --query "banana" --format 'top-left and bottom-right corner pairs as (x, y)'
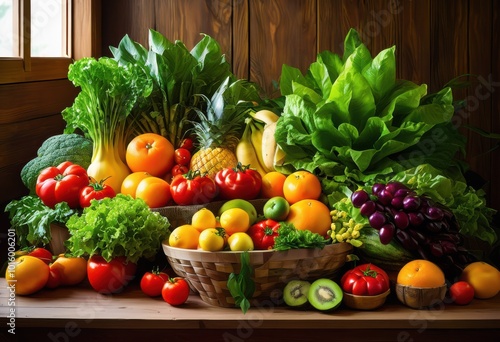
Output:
(251, 109), (280, 126)
(249, 119), (273, 173)
(261, 121), (278, 171)
(236, 120), (268, 177)
(274, 144), (287, 166)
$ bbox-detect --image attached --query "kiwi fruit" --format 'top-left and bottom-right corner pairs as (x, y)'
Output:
(307, 278), (343, 311)
(283, 280), (311, 307)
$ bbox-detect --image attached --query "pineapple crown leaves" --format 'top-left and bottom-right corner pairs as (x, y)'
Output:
(189, 76), (262, 148)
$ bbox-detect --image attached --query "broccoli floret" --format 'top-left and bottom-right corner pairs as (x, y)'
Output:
(20, 134), (93, 193)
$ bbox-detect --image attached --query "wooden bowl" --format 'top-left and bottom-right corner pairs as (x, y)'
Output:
(343, 290), (390, 310)
(395, 283), (447, 309)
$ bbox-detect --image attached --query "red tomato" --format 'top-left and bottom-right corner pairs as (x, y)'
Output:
(170, 170), (218, 205)
(161, 277), (190, 306)
(45, 267), (62, 289)
(87, 255), (137, 294)
(26, 247), (53, 265)
(214, 162), (262, 200)
(174, 148), (192, 166)
(246, 219), (280, 250)
(341, 263), (390, 296)
(79, 178), (116, 208)
(36, 161), (89, 208)
(140, 268), (170, 297)
(449, 281), (475, 305)
(179, 138), (194, 152)
(171, 164), (189, 177)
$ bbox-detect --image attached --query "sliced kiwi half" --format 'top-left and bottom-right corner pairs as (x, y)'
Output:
(283, 280), (311, 307)
(307, 278), (343, 311)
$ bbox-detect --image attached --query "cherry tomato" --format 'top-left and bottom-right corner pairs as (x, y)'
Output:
(161, 277), (190, 305)
(179, 137), (194, 152)
(171, 164), (189, 177)
(36, 161), (89, 208)
(449, 281), (475, 305)
(140, 268), (170, 297)
(79, 178), (116, 208)
(87, 255), (137, 294)
(174, 148), (192, 166)
(341, 263), (390, 296)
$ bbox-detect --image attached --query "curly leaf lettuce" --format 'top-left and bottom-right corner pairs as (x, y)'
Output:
(65, 194), (171, 263)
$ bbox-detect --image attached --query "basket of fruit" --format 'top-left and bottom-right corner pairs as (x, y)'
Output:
(158, 197), (353, 308)
(162, 240), (353, 308)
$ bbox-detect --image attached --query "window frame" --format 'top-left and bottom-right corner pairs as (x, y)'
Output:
(0, 0), (101, 84)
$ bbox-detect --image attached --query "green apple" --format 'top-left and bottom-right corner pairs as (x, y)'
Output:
(218, 199), (258, 224)
(263, 196), (290, 221)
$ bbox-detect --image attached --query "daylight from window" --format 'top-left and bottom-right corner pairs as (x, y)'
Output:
(0, 0), (66, 58)
(0, 0), (17, 57)
(31, 0), (65, 57)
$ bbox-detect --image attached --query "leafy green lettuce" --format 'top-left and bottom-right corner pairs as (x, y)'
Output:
(65, 194), (171, 263)
(276, 29), (461, 181)
(275, 28), (495, 244)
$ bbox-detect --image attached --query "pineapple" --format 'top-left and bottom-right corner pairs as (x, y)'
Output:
(189, 77), (259, 178)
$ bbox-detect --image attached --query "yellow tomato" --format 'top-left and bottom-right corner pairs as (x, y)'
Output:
(227, 232), (254, 251)
(50, 254), (87, 286)
(5, 255), (49, 295)
(198, 228), (226, 251)
(168, 224), (200, 249)
(460, 261), (500, 299)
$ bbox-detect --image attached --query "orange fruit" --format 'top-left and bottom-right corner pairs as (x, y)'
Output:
(121, 171), (152, 197)
(460, 261), (500, 299)
(283, 170), (322, 204)
(126, 133), (175, 177)
(261, 171), (286, 198)
(285, 199), (331, 236)
(397, 259), (445, 288)
(50, 255), (87, 286)
(168, 224), (200, 249)
(219, 208), (250, 235)
(135, 176), (171, 208)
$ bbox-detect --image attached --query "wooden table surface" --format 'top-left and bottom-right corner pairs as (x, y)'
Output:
(1, 278), (499, 341)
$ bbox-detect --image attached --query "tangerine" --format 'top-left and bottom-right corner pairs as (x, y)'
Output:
(286, 199), (331, 236)
(396, 259), (445, 288)
(261, 171), (286, 198)
(283, 170), (322, 204)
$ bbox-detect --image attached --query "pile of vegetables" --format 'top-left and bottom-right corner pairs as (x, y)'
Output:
(274, 29), (496, 250)
(110, 29), (242, 149)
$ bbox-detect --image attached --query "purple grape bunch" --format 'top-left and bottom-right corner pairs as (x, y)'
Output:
(351, 181), (475, 276)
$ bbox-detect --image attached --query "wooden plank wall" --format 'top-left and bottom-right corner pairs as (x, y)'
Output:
(1, 0), (498, 229)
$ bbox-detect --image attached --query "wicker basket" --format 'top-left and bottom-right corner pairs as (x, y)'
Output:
(163, 242), (353, 307)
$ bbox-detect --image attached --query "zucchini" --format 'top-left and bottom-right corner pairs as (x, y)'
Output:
(356, 227), (415, 270)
